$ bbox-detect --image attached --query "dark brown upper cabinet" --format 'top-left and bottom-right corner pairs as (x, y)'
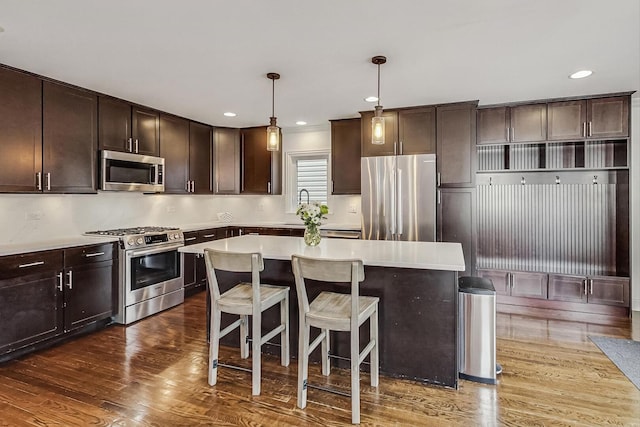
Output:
(477, 103), (547, 144)
(98, 97), (159, 156)
(361, 107), (435, 157)
(160, 114), (190, 193)
(189, 122), (213, 194)
(436, 102), (477, 187)
(330, 118), (361, 194)
(42, 82), (97, 193)
(547, 96), (629, 141)
(214, 127), (241, 194)
(240, 126), (281, 195)
(0, 66), (42, 193)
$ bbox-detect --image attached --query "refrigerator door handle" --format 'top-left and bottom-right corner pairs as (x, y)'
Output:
(397, 169), (403, 236)
(390, 169), (396, 236)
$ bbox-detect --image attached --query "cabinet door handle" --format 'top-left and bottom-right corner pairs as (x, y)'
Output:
(57, 272), (63, 291)
(202, 234), (215, 238)
(84, 252), (105, 258)
(506, 127), (510, 141)
(511, 127), (515, 141)
(216, 182), (219, 193)
(437, 189), (441, 205)
(184, 237), (197, 242)
(66, 270), (73, 290)
(267, 182), (271, 194)
(588, 121), (592, 137)
(36, 172), (42, 191)
(393, 141), (397, 155)
(437, 172), (441, 187)
(134, 139), (139, 153)
(19, 261), (45, 268)
(399, 141), (403, 155)
(589, 279), (593, 295)
(582, 122), (587, 138)
(191, 181), (195, 193)
(128, 138), (133, 152)
(46, 173), (51, 191)
(509, 273), (514, 290)
(583, 279), (588, 296)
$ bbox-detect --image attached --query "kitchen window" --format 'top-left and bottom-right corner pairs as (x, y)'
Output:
(286, 151), (330, 211)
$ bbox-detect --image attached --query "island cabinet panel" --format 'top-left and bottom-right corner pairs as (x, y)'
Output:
(0, 250), (64, 356)
(241, 126), (281, 194)
(213, 260), (459, 388)
(0, 66), (42, 193)
(330, 118), (361, 194)
(63, 243), (115, 332)
(214, 127), (240, 194)
(436, 103), (477, 187)
(189, 122), (213, 194)
(183, 228), (228, 296)
(42, 82), (97, 193)
(160, 114), (190, 193)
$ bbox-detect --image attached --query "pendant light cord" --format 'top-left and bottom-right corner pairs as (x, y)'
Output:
(377, 63), (381, 107)
(272, 78), (275, 117)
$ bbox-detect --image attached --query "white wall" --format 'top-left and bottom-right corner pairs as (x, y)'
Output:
(631, 95), (639, 312)
(0, 126), (360, 246)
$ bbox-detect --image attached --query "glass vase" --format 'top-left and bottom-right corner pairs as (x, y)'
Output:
(303, 226), (321, 246)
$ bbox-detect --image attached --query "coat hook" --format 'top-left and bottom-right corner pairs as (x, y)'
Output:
(592, 175), (598, 185)
(521, 176), (526, 185)
(489, 176), (493, 186)
(555, 176), (560, 185)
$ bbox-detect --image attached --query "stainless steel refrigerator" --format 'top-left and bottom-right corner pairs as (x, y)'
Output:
(361, 153), (436, 241)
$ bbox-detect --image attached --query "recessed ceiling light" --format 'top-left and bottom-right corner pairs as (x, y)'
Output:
(295, 121), (307, 126)
(569, 70), (593, 79)
(0, 26), (5, 33)
(223, 112), (236, 117)
(364, 96), (378, 103)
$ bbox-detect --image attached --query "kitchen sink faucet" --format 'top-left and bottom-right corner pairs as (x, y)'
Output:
(299, 188), (310, 205)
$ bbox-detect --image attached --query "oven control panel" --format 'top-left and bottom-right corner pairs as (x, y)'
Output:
(122, 231), (184, 250)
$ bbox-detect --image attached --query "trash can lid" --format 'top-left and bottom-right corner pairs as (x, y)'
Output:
(459, 276), (496, 293)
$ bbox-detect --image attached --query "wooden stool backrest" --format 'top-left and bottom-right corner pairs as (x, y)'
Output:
(204, 249), (264, 301)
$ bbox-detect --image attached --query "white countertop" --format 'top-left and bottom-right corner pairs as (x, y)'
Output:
(0, 236), (120, 257)
(179, 235), (465, 271)
(179, 221), (361, 232)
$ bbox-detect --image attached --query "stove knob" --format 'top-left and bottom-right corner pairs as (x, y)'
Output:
(136, 237), (144, 245)
(174, 233), (180, 240)
(127, 238), (135, 247)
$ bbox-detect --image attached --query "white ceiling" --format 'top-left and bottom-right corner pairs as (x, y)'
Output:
(0, 0), (638, 128)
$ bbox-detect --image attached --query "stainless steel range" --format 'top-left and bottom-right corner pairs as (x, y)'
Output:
(85, 226), (184, 324)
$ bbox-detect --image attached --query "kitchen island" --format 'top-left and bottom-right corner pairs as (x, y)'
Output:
(179, 235), (465, 388)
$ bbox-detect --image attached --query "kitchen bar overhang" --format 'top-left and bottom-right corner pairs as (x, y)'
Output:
(179, 235), (465, 388)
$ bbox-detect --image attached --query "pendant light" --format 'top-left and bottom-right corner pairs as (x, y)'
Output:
(266, 72), (281, 151)
(371, 55), (387, 145)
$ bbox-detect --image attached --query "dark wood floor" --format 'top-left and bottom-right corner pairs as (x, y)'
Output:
(1, 292), (638, 426)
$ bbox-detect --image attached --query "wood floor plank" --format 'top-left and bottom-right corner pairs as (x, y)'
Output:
(0, 292), (638, 426)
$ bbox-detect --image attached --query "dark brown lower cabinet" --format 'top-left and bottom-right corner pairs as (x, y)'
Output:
(183, 228), (229, 296)
(0, 243), (115, 359)
(548, 274), (630, 307)
(478, 269), (548, 299)
(437, 188), (476, 277)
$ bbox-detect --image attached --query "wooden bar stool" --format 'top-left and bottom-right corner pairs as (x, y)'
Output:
(291, 255), (379, 424)
(204, 248), (290, 396)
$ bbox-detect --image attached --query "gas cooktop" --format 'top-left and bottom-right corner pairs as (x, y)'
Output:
(85, 226), (180, 237)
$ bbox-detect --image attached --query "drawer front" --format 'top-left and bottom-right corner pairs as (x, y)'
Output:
(65, 243), (114, 266)
(183, 231), (200, 245)
(588, 276), (630, 307)
(199, 228), (219, 241)
(0, 250), (63, 280)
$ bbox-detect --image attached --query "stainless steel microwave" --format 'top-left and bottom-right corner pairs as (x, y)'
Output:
(100, 150), (165, 192)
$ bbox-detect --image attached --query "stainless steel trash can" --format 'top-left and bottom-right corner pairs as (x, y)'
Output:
(458, 276), (500, 384)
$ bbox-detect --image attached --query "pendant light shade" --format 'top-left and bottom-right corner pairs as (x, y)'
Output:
(266, 72), (281, 152)
(371, 56), (387, 145)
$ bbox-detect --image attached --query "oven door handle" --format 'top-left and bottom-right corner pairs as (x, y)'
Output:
(126, 242), (184, 258)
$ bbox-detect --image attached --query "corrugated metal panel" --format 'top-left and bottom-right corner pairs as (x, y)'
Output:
(477, 183), (617, 275)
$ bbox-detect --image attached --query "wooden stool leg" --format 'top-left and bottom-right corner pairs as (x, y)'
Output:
(321, 328), (330, 376)
(252, 312), (261, 396)
(371, 306), (379, 387)
(240, 315), (249, 359)
(208, 304), (221, 386)
(281, 294), (290, 366)
(351, 326), (360, 424)
(298, 322), (310, 409)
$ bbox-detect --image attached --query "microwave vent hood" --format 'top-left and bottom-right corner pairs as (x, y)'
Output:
(100, 150), (165, 192)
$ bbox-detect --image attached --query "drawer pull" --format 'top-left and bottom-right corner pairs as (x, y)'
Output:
(57, 272), (63, 291)
(203, 234), (215, 238)
(84, 252), (105, 258)
(19, 261), (45, 268)
(185, 237), (197, 241)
